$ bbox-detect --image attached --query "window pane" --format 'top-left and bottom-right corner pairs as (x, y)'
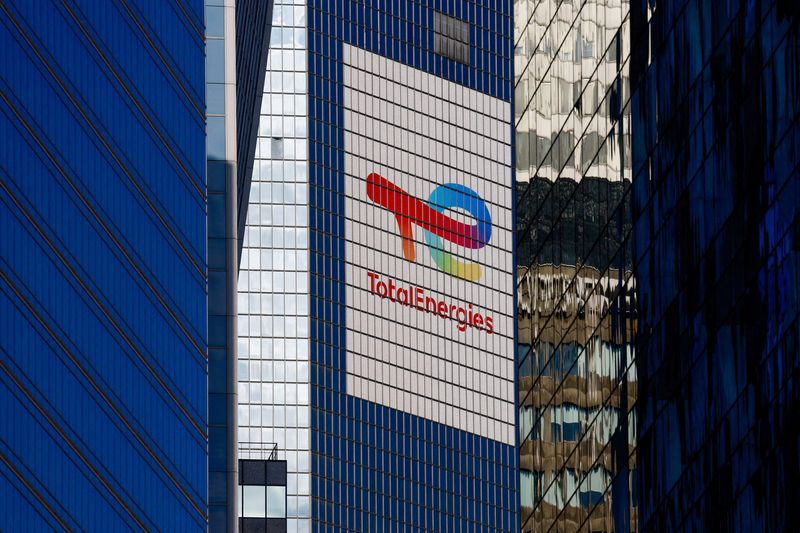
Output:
(267, 486), (286, 518)
(207, 116), (226, 160)
(242, 485), (266, 518)
(206, 83), (225, 115)
(205, 6), (224, 37)
(206, 39), (225, 83)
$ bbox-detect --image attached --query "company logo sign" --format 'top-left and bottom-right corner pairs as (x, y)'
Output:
(365, 271), (495, 333)
(366, 173), (492, 282)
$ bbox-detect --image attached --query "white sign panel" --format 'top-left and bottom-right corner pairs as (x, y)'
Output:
(343, 44), (515, 445)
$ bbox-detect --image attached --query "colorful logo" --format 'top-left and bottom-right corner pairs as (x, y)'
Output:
(366, 173), (492, 281)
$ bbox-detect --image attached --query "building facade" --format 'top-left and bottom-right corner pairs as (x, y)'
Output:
(0, 0), (207, 530)
(237, 1), (312, 529)
(206, 0), (241, 527)
(237, 0), (518, 530)
(514, 0), (638, 531)
(630, 1), (800, 531)
(206, 0), (273, 529)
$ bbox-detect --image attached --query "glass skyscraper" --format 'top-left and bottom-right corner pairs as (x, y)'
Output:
(238, 0), (518, 530)
(238, 1), (311, 529)
(515, 1), (800, 533)
(6, 0), (795, 531)
(206, 0), (273, 529)
(514, 0), (638, 531)
(630, 1), (800, 531)
(2, 0), (271, 529)
(0, 0), (207, 529)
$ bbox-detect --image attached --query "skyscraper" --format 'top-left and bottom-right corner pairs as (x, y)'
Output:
(237, 0), (518, 530)
(630, 1), (800, 531)
(514, 0), (638, 531)
(206, 0), (273, 529)
(0, 1), (207, 529)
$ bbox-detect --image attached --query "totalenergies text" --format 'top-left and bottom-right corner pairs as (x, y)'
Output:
(366, 272), (494, 334)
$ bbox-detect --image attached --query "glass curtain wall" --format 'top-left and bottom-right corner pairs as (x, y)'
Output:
(237, 1), (311, 532)
(514, 0), (637, 531)
(630, 1), (800, 531)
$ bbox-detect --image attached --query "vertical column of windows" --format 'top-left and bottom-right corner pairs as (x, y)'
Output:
(237, 1), (311, 532)
(205, 1), (237, 529)
(514, 1), (637, 532)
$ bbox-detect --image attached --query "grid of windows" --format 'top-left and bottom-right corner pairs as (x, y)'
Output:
(630, 1), (800, 531)
(235, 0), (273, 242)
(307, 0), (517, 531)
(514, 0), (637, 531)
(434, 11), (470, 64)
(0, 0), (206, 530)
(238, 1), (311, 532)
(515, 0), (632, 183)
(205, 0), (239, 527)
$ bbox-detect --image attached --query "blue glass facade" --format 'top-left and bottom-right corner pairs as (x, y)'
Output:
(631, 1), (800, 531)
(0, 0), (207, 530)
(307, 0), (517, 531)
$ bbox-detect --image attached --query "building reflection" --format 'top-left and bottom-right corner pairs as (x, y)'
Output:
(513, 0), (636, 530)
(518, 264), (636, 531)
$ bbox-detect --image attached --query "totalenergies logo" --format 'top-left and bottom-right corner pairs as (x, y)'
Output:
(366, 173), (491, 282)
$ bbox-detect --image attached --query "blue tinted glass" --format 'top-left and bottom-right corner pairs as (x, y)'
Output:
(207, 116), (226, 160)
(206, 39), (225, 83)
(205, 5), (224, 37)
(207, 83), (225, 115)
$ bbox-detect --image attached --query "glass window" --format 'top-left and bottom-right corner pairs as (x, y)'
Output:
(207, 116), (226, 160)
(271, 138), (285, 159)
(267, 486), (287, 518)
(206, 83), (225, 115)
(205, 6), (224, 37)
(206, 39), (225, 84)
(242, 485), (266, 518)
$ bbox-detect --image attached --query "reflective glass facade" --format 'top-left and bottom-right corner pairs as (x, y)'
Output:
(238, 1), (311, 531)
(0, 0), (207, 530)
(514, 0), (638, 531)
(235, 0), (274, 247)
(240, 0), (518, 531)
(630, 1), (800, 531)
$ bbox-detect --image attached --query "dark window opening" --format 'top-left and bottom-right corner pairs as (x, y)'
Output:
(434, 12), (470, 64)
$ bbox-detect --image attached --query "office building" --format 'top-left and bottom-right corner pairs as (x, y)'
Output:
(237, 0), (518, 530)
(0, 1), (207, 530)
(206, 0), (273, 529)
(1, 0), (273, 529)
(630, 1), (800, 531)
(514, 0), (638, 531)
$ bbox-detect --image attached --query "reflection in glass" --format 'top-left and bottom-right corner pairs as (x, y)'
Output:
(514, 0), (636, 531)
(267, 486), (287, 518)
(242, 486), (266, 518)
(238, 0), (310, 531)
